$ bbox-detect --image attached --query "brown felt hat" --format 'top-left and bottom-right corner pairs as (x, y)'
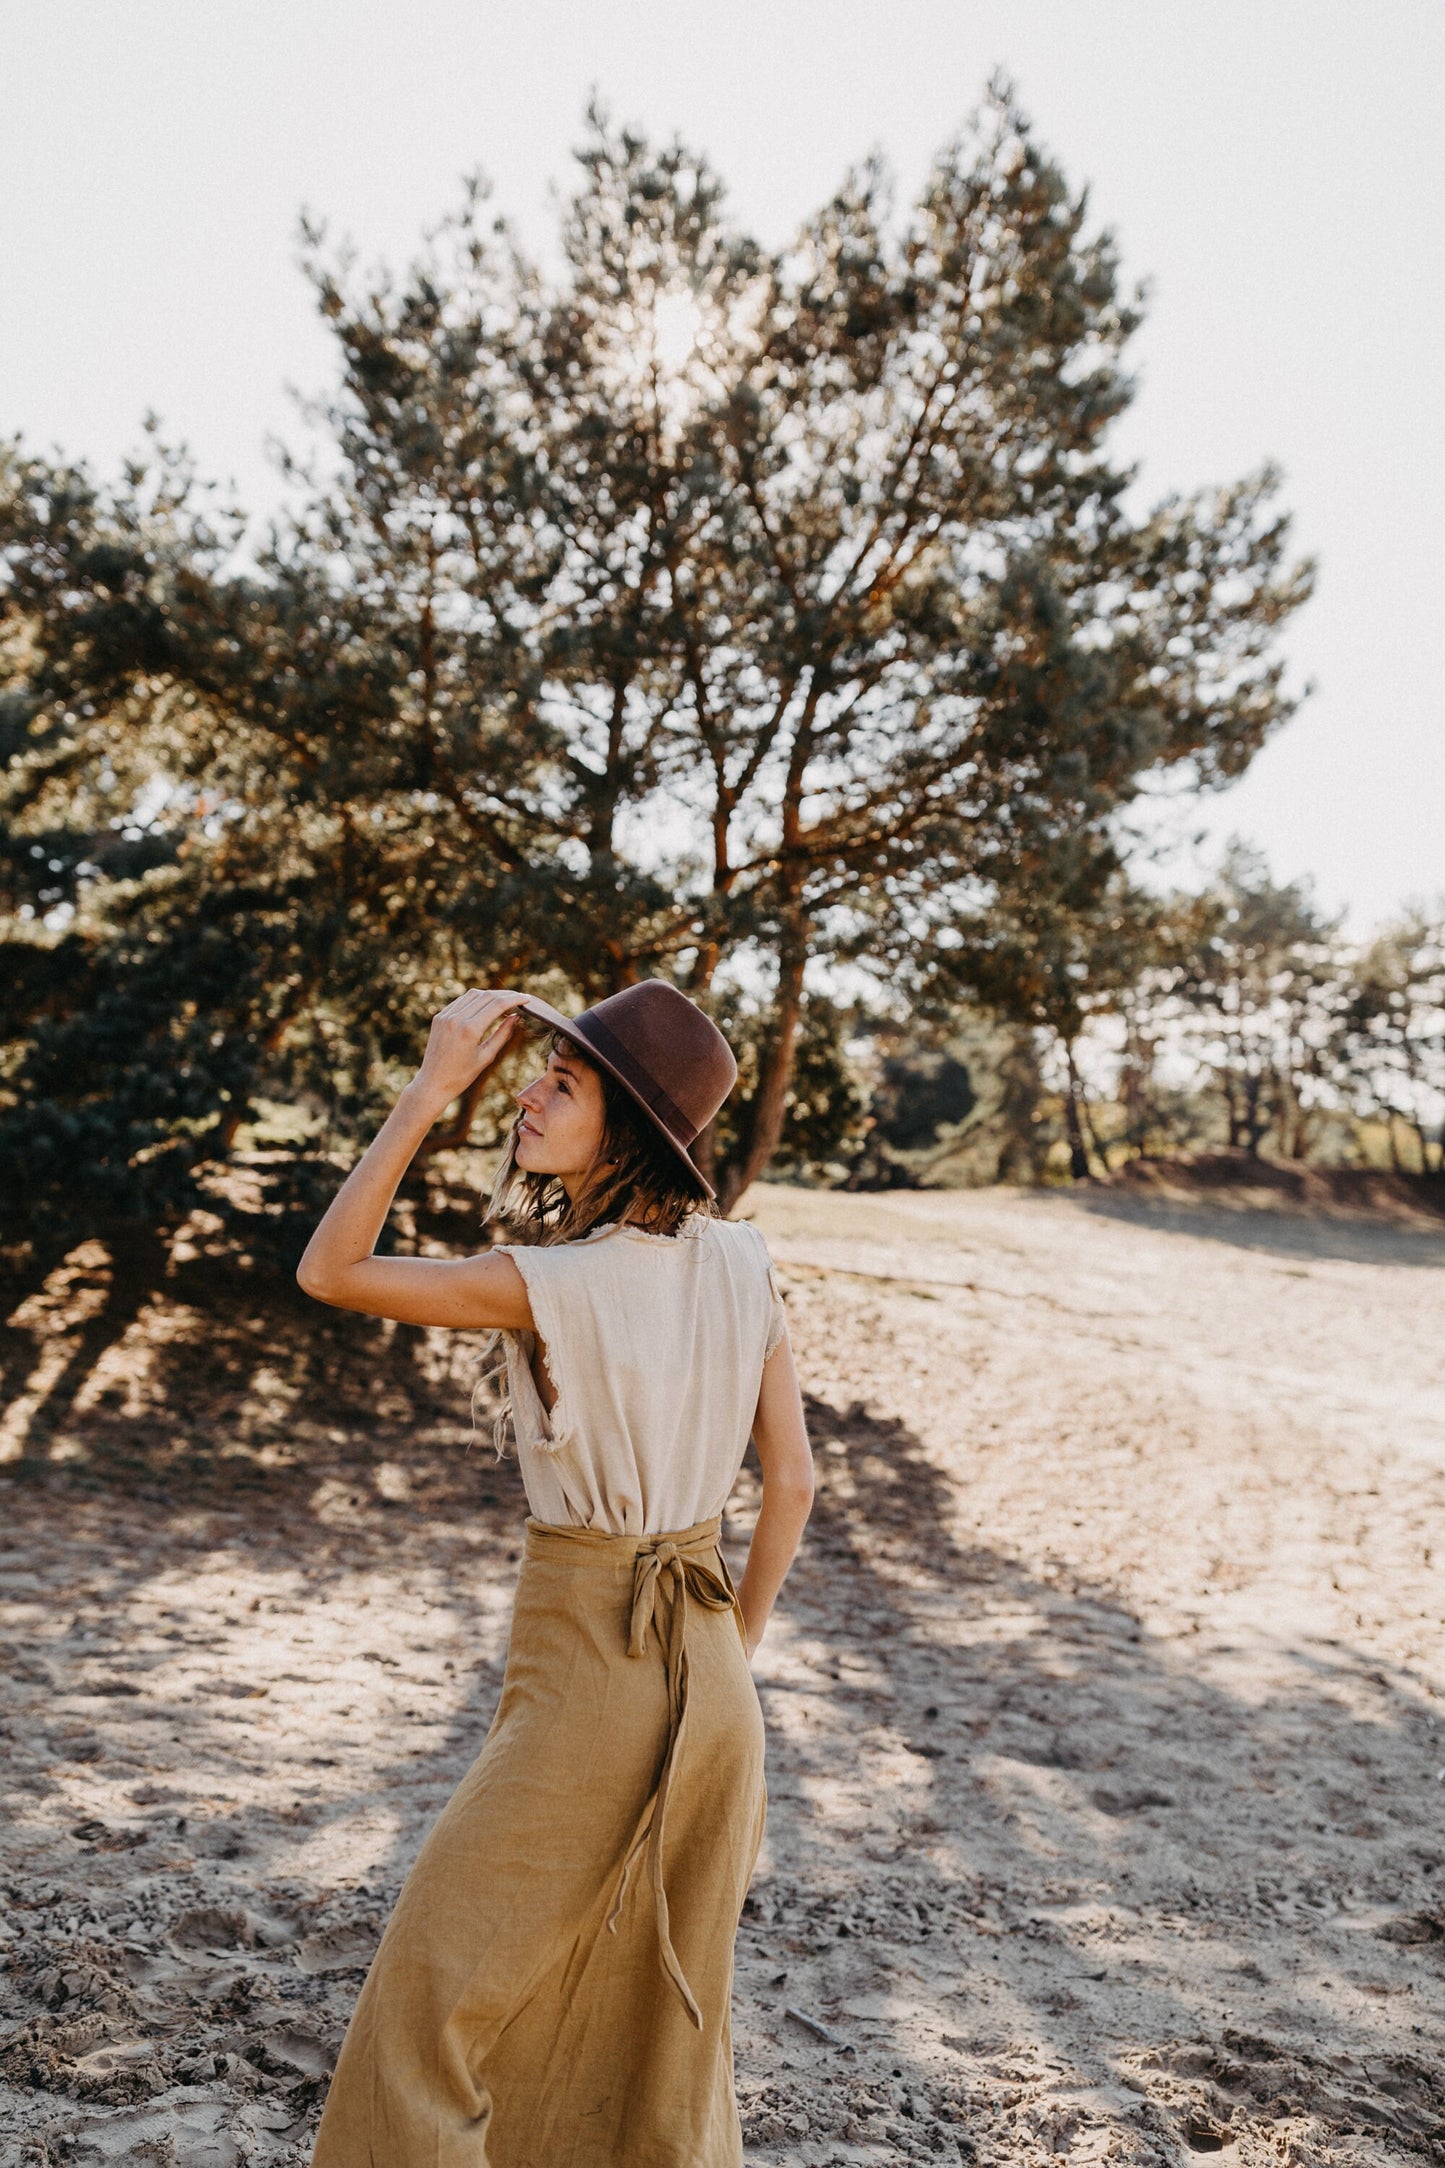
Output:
(515, 982), (737, 1199)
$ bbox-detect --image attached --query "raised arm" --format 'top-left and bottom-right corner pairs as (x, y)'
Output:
(736, 1329), (814, 1659)
(296, 990), (534, 1332)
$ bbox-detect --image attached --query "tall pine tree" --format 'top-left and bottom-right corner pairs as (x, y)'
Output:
(1, 83), (1312, 1245)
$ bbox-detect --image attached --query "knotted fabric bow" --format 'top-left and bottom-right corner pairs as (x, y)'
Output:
(606, 1530), (742, 2027)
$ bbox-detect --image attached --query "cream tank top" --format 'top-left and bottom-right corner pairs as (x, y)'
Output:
(491, 1215), (787, 1536)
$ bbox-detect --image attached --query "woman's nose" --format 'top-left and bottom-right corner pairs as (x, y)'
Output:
(515, 1075), (545, 1110)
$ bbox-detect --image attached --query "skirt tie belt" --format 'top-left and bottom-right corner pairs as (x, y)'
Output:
(522, 1514), (745, 2030)
(611, 1528), (741, 2027)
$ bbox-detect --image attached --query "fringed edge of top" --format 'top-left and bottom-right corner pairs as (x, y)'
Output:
(470, 1329), (514, 1460)
(521, 1323), (577, 1456)
(470, 1328), (576, 1460)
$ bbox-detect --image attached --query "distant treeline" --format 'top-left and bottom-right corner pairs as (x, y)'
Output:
(836, 845), (1445, 1190)
(1, 86), (1317, 1261)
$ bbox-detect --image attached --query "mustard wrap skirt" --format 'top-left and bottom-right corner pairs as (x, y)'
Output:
(311, 1515), (767, 2168)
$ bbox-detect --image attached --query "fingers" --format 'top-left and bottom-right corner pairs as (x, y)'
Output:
(426, 992), (526, 1088)
(480, 1012), (519, 1053)
(436, 988), (527, 1026)
(455, 989), (520, 1009)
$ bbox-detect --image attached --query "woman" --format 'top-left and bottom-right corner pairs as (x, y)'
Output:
(296, 980), (814, 2167)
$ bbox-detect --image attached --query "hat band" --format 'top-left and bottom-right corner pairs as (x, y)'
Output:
(572, 1013), (699, 1145)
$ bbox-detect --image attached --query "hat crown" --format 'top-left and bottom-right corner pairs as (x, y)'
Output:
(515, 979), (736, 1196)
(575, 982), (736, 1142)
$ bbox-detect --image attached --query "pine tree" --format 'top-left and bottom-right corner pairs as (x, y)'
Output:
(1343, 909), (1445, 1173)
(1167, 845), (1349, 1159)
(1, 83), (1312, 1247)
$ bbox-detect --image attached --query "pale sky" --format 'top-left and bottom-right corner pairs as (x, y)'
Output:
(3, 1), (1441, 931)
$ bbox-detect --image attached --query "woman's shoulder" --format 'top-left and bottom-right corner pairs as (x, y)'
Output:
(590, 1215), (741, 1258)
(694, 1214), (778, 1283)
(708, 1214), (769, 1255)
(571, 1213), (771, 1266)
(497, 1213), (771, 1272)
(494, 1216), (707, 1273)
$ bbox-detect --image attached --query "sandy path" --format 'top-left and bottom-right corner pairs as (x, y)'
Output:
(1, 1186), (1443, 2165)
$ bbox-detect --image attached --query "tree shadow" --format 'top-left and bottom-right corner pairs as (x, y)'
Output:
(728, 1392), (1445, 2163)
(4, 1273), (1445, 2163)
(1, 1230), (493, 1501)
(0, 1229), (175, 1464)
(1075, 1187), (1445, 1271)
(0, 1254), (528, 2158)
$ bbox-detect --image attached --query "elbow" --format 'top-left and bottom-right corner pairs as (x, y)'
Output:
(295, 1253), (333, 1304)
(297, 1245), (372, 1311)
(771, 1467), (815, 1517)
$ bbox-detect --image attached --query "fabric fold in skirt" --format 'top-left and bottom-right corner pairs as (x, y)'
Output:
(310, 1514), (767, 2168)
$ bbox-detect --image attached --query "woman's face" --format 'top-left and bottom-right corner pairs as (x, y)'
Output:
(513, 1043), (608, 1188)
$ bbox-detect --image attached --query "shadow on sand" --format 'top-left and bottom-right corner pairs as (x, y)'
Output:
(2, 1242), (1444, 2163)
(729, 1393), (1445, 2163)
(1076, 1186), (1445, 1272)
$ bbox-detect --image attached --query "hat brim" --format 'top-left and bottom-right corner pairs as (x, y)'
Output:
(513, 993), (717, 1201)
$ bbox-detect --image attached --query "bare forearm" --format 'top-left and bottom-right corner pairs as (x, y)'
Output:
(297, 1081), (444, 1291)
(738, 1331), (812, 1656)
(737, 1479), (813, 1656)
(294, 990), (533, 1330)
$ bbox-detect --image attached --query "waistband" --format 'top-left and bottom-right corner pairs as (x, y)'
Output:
(522, 1510), (740, 2029)
(523, 1513), (724, 1561)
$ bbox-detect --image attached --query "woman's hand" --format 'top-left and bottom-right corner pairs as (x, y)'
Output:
(414, 989), (526, 1110)
(295, 985), (536, 1331)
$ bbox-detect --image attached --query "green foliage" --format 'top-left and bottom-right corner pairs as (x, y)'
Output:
(936, 847), (1169, 1175)
(0, 82), (1312, 1248)
(1340, 909), (1445, 1172)
(1163, 844), (1350, 1160)
(706, 993), (870, 1185)
(956, 845), (1445, 1181)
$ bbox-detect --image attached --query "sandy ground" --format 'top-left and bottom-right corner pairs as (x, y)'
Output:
(1, 1182), (1443, 2165)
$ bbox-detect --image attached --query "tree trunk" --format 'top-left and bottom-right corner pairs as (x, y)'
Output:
(1278, 1080), (1301, 1159)
(684, 941), (720, 996)
(1078, 1077), (1107, 1176)
(716, 936), (807, 1214)
(1062, 1040), (1092, 1183)
(1120, 1021), (1152, 1157)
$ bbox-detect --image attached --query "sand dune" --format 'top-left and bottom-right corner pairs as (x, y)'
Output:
(2, 1184), (1442, 2164)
